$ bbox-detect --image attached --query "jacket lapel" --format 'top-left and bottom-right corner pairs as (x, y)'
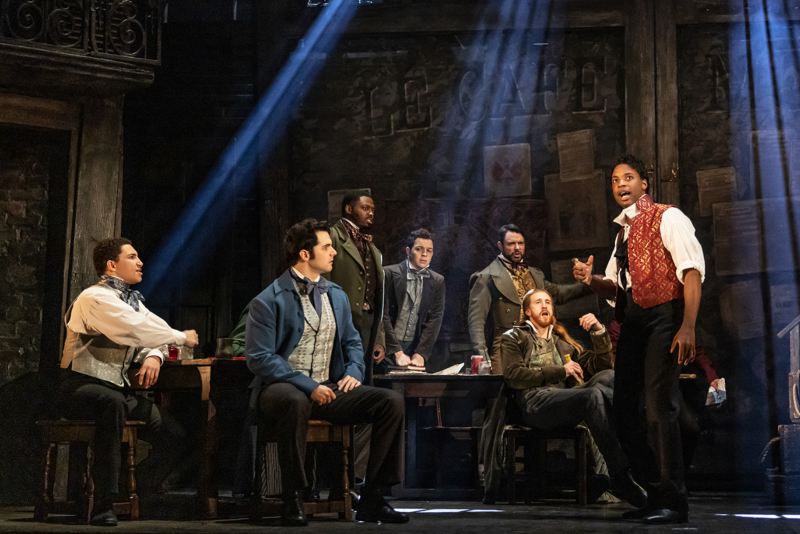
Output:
(490, 257), (521, 304)
(394, 262), (408, 310)
(336, 220), (366, 270)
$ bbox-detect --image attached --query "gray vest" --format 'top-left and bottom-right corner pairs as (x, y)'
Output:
(61, 285), (136, 387)
(287, 285), (336, 383)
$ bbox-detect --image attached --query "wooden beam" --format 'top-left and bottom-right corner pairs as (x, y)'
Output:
(624, 0), (657, 184)
(676, 0), (800, 25)
(68, 97), (125, 301)
(287, 0), (625, 37)
(0, 94), (80, 131)
(255, 0), (292, 287)
(0, 43), (154, 98)
(656, 0), (680, 206)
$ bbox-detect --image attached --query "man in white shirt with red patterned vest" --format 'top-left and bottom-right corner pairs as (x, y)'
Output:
(573, 154), (704, 525)
(58, 238), (199, 526)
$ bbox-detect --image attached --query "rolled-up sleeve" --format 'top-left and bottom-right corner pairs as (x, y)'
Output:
(660, 208), (705, 283)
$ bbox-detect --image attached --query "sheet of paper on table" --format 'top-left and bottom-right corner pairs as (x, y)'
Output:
(433, 363), (464, 375)
(706, 378), (727, 406)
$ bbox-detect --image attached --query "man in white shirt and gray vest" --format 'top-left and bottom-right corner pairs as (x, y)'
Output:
(245, 219), (407, 526)
(58, 238), (199, 526)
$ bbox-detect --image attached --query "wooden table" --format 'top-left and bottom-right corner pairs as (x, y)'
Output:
(373, 373), (503, 500)
(128, 358), (253, 519)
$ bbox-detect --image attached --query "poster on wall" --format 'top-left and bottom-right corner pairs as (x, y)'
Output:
(544, 170), (609, 251)
(557, 129), (595, 182)
(719, 280), (765, 340)
(714, 198), (800, 275)
(751, 131), (794, 196)
(772, 284), (800, 332)
(696, 167), (738, 217)
(483, 143), (532, 198)
(327, 188), (371, 223)
(550, 259), (599, 319)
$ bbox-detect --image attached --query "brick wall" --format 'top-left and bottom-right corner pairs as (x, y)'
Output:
(0, 125), (70, 388)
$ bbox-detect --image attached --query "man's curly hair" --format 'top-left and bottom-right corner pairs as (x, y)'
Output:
(93, 238), (132, 277)
(615, 153), (648, 181)
(283, 218), (331, 267)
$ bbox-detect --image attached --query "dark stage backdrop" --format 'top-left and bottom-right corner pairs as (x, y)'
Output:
(371, 198), (546, 340)
(287, 28), (626, 348)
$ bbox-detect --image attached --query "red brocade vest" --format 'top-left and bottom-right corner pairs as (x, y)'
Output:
(627, 195), (683, 308)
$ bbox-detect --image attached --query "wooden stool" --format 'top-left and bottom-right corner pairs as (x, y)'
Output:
(34, 420), (145, 523)
(250, 420), (353, 521)
(505, 425), (589, 505)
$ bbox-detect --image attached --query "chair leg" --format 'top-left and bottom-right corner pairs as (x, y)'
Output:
(34, 442), (56, 522)
(83, 444), (95, 524)
(126, 436), (139, 520)
(576, 430), (587, 506)
(506, 434), (516, 504)
(340, 434), (353, 520)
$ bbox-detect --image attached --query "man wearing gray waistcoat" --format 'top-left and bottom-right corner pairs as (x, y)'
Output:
(58, 238), (199, 526)
(378, 228), (445, 374)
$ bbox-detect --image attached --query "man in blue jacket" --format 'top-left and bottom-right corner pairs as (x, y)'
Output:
(246, 218), (407, 526)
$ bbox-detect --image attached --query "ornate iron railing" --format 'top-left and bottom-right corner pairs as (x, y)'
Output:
(1, 0), (161, 65)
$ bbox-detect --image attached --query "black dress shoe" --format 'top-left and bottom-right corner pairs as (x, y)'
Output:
(621, 503), (658, 520)
(90, 508), (118, 527)
(356, 495), (409, 523)
(610, 471), (648, 509)
(281, 491), (308, 527)
(643, 509), (689, 524)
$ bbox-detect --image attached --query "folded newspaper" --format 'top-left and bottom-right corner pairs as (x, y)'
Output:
(706, 377), (726, 405)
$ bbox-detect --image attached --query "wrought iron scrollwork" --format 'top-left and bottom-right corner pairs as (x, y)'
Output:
(1, 0), (160, 64)
(4, 0), (45, 41)
(48, 0), (83, 48)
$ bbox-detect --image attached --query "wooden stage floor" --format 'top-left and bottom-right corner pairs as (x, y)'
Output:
(2, 493), (799, 533)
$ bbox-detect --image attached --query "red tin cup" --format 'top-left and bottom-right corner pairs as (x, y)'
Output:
(471, 355), (482, 375)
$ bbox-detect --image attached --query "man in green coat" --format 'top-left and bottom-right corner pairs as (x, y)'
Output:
(322, 191), (385, 386)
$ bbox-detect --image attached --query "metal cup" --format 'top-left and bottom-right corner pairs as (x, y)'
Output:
(216, 338), (234, 359)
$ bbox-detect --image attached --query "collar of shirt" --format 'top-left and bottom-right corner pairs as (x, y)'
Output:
(526, 321), (553, 340)
(291, 266), (320, 283)
(613, 202), (640, 227)
(341, 217), (359, 230)
(406, 258), (429, 274)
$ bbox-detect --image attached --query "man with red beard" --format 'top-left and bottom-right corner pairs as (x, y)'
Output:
(493, 288), (647, 506)
(468, 224), (587, 375)
(573, 153), (704, 524)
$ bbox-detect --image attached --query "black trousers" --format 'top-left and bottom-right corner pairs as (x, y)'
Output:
(257, 381), (403, 495)
(58, 372), (161, 497)
(615, 294), (688, 512)
(516, 369), (629, 476)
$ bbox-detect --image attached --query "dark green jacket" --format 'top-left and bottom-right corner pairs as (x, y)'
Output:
(322, 219), (385, 348)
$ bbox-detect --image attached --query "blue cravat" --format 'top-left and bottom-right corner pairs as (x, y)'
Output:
(98, 275), (144, 312)
(290, 270), (329, 318)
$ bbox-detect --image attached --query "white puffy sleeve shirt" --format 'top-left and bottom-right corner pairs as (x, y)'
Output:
(67, 285), (186, 361)
(604, 204), (705, 302)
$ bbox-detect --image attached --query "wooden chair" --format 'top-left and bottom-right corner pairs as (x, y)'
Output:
(250, 420), (353, 521)
(34, 420), (144, 523)
(504, 425), (589, 505)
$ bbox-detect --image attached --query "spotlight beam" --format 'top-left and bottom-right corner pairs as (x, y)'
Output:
(140, 0), (358, 294)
